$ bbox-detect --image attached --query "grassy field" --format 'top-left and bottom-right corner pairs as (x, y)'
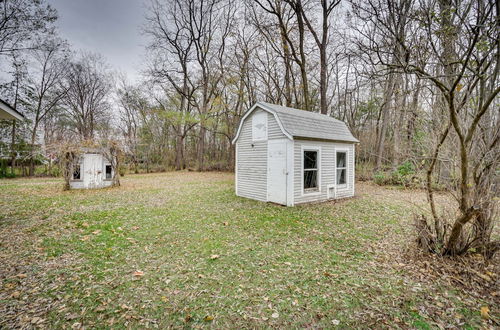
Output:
(0, 172), (498, 328)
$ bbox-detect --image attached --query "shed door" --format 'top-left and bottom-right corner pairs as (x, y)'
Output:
(267, 139), (288, 205)
(83, 154), (103, 188)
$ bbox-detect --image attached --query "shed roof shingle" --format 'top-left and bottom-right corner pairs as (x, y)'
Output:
(257, 102), (359, 143)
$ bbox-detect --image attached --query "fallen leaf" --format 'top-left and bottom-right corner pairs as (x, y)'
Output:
(204, 315), (214, 321)
(71, 322), (82, 329)
(133, 270), (144, 277)
(271, 312), (279, 319)
(17, 273), (27, 279)
(94, 306), (106, 312)
(210, 254), (220, 260)
(480, 306), (489, 320)
(332, 319), (340, 325)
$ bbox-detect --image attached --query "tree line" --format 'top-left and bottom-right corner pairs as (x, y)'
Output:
(0, 0), (498, 257)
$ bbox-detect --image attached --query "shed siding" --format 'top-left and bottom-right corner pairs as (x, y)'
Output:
(236, 109), (285, 201)
(69, 153), (114, 190)
(293, 139), (354, 204)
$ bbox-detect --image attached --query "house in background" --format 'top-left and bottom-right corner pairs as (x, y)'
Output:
(232, 102), (359, 206)
(0, 98), (24, 121)
(70, 148), (115, 189)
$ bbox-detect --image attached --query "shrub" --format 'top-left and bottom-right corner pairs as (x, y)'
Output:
(374, 172), (389, 185)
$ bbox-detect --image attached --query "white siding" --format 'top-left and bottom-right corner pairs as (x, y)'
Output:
(293, 139), (355, 204)
(267, 112), (286, 140)
(236, 109), (286, 202)
(69, 153), (114, 190)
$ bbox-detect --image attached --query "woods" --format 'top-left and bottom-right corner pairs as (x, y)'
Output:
(0, 0), (498, 258)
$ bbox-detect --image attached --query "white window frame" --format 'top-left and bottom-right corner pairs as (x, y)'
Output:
(335, 148), (349, 189)
(71, 161), (83, 181)
(104, 164), (113, 180)
(301, 145), (321, 196)
(251, 111), (268, 142)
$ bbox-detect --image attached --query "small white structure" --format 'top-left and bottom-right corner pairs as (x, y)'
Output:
(233, 102), (359, 206)
(0, 98), (24, 120)
(70, 149), (115, 189)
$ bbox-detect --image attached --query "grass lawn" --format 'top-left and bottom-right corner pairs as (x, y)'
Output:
(0, 172), (498, 328)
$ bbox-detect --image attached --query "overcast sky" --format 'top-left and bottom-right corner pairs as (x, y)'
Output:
(48, 0), (147, 82)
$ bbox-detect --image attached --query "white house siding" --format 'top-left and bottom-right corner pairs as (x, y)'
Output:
(236, 109), (286, 201)
(293, 139), (355, 204)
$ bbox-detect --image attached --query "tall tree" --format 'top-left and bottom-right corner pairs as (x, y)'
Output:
(298, 0), (341, 114)
(26, 37), (69, 175)
(63, 53), (112, 140)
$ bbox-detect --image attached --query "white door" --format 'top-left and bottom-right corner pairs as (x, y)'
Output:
(83, 154), (103, 188)
(267, 139), (288, 205)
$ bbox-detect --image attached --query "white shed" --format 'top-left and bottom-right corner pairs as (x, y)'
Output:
(69, 149), (115, 189)
(232, 102), (359, 206)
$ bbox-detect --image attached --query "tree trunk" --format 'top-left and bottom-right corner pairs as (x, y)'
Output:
(197, 125), (206, 171)
(29, 121), (39, 177)
(175, 132), (184, 171)
(10, 120), (16, 175)
(375, 73), (394, 170)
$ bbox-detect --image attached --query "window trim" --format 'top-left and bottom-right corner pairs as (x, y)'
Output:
(71, 162), (83, 182)
(301, 145), (321, 196)
(336, 148), (349, 189)
(251, 111), (268, 142)
(104, 164), (113, 181)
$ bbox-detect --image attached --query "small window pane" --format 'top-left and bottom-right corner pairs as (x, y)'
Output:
(304, 151), (317, 169)
(336, 152), (346, 168)
(73, 165), (81, 180)
(105, 165), (112, 179)
(304, 170), (317, 189)
(337, 169), (346, 185)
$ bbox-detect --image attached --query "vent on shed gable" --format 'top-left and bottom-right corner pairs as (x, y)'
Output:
(252, 111), (267, 141)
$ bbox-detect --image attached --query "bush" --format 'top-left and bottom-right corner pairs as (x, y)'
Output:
(374, 172), (390, 185)
(374, 161), (419, 187)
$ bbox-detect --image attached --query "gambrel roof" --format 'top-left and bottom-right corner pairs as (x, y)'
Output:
(233, 102), (359, 144)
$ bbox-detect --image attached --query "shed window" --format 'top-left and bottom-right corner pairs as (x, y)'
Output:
(105, 165), (112, 179)
(303, 150), (318, 191)
(336, 151), (347, 185)
(73, 164), (81, 180)
(252, 112), (267, 141)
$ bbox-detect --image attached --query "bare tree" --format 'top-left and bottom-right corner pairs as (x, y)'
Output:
(26, 37), (69, 176)
(357, 0), (500, 257)
(0, 0), (57, 56)
(63, 53), (112, 140)
(298, 0), (341, 114)
(253, 0), (311, 109)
